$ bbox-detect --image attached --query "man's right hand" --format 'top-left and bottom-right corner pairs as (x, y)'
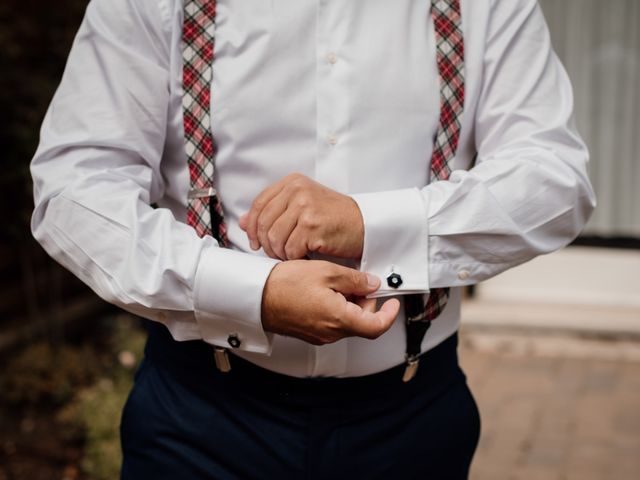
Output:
(261, 260), (400, 345)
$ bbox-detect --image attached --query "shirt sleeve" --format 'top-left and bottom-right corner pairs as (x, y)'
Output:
(351, 0), (596, 297)
(30, 0), (279, 354)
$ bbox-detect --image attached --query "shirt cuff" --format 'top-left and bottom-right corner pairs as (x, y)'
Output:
(350, 188), (430, 299)
(193, 247), (280, 354)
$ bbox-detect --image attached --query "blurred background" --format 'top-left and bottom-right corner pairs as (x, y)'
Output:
(1, 0), (638, 479)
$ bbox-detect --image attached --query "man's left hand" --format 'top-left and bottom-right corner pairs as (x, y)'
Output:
(239, 173), (364, 260)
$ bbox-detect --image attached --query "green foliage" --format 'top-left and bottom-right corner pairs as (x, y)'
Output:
(2, 315), (147, 479)
(61, 317), (147, 480)
(73, 377), (132, 480)
(1, 341), (100, 406)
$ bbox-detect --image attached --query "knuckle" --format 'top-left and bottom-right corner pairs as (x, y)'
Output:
(348, 269), (363, 287)
(266, 229), (278, 244)
(327, 307), (342, 323)
(324, 263), (342, 281)
(308, 238), (324, 253)
(288, 250), (304, 260)
(257, 218), (269, 234)
(284, 245), (295, 259)
(299, 212), (317, 229)
(291, 178), (306, 191)
(295, 195), (309, 209)
(284, 241), (301, 259)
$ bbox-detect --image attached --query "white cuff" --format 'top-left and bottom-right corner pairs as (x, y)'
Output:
(350, 188), (430, 299)
(193, 247), (280, 354)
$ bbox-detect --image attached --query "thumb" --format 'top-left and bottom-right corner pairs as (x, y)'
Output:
(238, 213), (248, 231)
(344, 297), (401, 340)
(328, 265), (380, 297)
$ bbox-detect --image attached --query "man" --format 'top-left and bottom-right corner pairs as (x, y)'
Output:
(31, 0), (595, 478)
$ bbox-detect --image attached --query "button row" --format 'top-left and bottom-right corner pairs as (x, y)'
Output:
(325, 52), (337, 145)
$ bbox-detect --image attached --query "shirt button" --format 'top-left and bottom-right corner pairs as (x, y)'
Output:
(457, 269), (470, 281)
(327, 133), (338, 146)
(327, 52), (338, 64)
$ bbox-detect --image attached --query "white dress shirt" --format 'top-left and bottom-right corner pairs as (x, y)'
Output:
(31, 0), (595, 377)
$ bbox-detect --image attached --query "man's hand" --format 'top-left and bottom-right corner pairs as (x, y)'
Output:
(261, 260), (400, 345)
(239, 173), (364, 260)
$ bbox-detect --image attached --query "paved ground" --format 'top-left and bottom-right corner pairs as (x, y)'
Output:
(458, 329), (640, 480)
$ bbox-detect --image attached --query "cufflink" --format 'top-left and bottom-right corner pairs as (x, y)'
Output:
(227, 333), (241, 348)
(386, 272), (403, 289)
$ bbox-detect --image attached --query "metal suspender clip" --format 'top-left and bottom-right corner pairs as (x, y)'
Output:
(188, 186), (217, 199)
(213, 347), (231, 373)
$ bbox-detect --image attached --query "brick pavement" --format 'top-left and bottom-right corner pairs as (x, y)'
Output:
(458, 329), (640, 480)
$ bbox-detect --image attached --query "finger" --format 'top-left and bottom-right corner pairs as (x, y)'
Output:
(260, 235), (278, 260)
(245, 180), (287, 250)
(283, 224), (309, 260)
(269, 210), (299, 260)
(325, 264), (381, 297)
(256, 194), (290, 259)
(354, 296), (377, 313)
(239, 213), (248, 231)
(343, 297), (400, 340)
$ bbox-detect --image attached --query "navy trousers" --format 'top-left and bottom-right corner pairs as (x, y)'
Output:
(121, 322), (480, 479)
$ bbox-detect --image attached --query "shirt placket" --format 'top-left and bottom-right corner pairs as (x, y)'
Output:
(309, 0), (351, 377)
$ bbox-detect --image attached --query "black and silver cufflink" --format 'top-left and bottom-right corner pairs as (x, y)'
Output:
(386, 272), (403, 288)
(227, 333), (241, 348)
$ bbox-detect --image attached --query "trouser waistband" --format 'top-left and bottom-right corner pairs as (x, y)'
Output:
(143, 321), (462, 407)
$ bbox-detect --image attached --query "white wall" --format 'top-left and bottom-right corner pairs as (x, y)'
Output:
(538, 0), (640, 237)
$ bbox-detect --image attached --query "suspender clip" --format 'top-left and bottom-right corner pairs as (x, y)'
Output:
(402, 355), (420, 383)
(188, 186), (217, 199)
(214, 347), (232, 373)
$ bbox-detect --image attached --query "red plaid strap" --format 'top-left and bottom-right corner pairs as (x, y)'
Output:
(406, 0), (465, 324)
(182, 0), (228, 246)
(429, 0), (465, 183)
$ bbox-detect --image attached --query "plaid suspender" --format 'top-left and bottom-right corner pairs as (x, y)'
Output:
(182, 0), (229, 246)
(180, 0), (465, 379)
(402, 0), (465, 381)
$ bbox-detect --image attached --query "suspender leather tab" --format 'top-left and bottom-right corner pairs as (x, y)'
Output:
(214, 346), (232, 373)
(402, 355), (420, 382)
